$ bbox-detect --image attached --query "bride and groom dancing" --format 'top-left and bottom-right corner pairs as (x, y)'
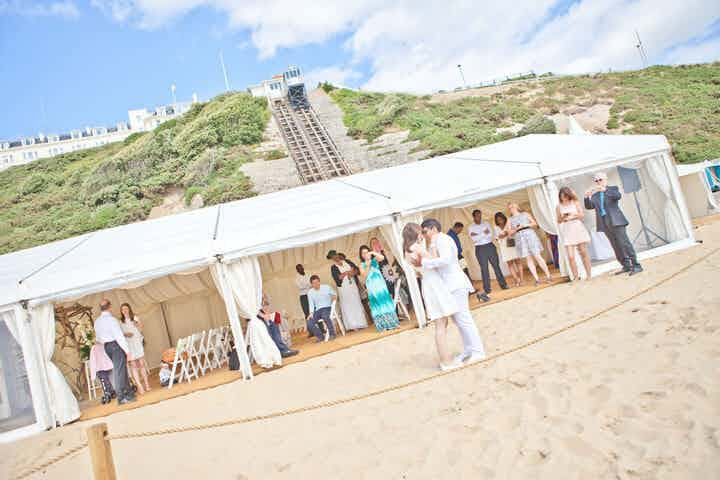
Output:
(404, 219), (486, 371)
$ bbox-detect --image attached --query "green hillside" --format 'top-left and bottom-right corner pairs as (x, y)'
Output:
(1, 63), (717, 256)
(0, 93), (268, 254)
(330, 63), (720, 162)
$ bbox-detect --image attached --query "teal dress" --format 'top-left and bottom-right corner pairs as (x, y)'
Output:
(363, 258), (400, 331)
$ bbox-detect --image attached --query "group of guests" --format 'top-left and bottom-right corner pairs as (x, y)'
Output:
(446, 202), (554, 303)
(445, 171), (643, 304)
(402, 170), (643, 371)
(294, 240), (401, 343)
(90, 300), (150, 405)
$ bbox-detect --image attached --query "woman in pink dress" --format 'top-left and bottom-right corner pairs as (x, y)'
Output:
(556, 187), (592, 280)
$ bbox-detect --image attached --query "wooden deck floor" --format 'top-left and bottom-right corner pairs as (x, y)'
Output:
(79, 268), (568, 421)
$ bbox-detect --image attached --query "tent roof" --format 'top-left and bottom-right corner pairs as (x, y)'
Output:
(0, 134), (672, 306)
(442, 134), (670, 178)
(676, 160), (719, 177)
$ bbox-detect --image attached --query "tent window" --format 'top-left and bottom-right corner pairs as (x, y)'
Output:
(0, 320), (37, 433)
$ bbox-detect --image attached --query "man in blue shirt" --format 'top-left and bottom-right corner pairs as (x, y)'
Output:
(584, 171), (642, 275)
(447, 222), (481, 298)
(306, 275), (337, 341)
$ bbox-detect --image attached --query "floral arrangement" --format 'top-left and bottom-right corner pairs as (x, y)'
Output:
(76, 317), (95, 361)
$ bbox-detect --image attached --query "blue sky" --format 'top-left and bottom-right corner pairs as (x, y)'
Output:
(1, 0), (719, 140)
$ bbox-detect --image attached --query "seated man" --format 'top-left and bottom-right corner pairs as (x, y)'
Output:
(258, 305), (299, 358)
(306, 275), (337, 342)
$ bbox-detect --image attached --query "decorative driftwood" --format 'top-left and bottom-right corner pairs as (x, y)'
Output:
(53, 304), (95, 399)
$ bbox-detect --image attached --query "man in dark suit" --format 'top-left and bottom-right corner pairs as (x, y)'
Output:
(584, 172), (643, 275)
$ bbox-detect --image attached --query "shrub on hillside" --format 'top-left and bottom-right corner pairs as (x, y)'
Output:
(517, 115), (556, 136)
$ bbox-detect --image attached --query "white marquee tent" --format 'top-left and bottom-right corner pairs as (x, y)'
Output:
(0, 134), (695, 442)
(676, 160), (719, 219)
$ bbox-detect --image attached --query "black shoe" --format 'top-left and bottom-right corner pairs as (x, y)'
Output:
(614, 266), (632, 275)
(629, 265), (643, 276)
(500, 284), (509, 290)
(477, 292), (490, 303)
(101, 394), (111, 405)
(281, 349), (299, 358)
(118, 396), (136, 405)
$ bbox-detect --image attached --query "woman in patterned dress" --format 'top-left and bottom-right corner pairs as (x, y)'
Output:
(507, 202), (552, 286)
(358, 245), (400, 332)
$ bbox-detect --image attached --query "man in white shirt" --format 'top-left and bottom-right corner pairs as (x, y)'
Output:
(468, 209), (507, 299)
(94, 299), (135, 405)
(295, 264), (312, 318)
(306, 275), (337, 342)
(417, 218), (486, 364)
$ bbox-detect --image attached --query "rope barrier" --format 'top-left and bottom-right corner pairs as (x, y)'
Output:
(11, 441), (88, 480)
(11, 245), (718, 479)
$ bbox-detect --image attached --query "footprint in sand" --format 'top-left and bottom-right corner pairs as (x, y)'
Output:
(589, 384), (612, 404)
(683, 382), (707, 397)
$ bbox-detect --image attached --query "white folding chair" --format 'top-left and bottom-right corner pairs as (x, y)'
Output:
(393, 278), (410, 320)
(329, 300), (346, 336)
(204, 328), (220, 371)
(220, 325), (232, 364)
(169, 336), (196, 388)
(187, 332), (206, 376)
(84, 360), (100, 400)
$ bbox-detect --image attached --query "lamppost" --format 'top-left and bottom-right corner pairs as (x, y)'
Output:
(457, 64), (468, 89)
(170, 84), (177, 109)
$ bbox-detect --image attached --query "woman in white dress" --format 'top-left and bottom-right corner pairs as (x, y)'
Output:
(494, 212), (523, 286)
(329, 250), (368, 331)
(402, 223), (459, 371)
(119, 303), (151, 394)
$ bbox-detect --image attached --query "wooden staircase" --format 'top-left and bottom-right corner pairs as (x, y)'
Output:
(271, 100), (351, 184)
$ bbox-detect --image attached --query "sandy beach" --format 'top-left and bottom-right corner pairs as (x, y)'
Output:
(3, 219), (719, 480)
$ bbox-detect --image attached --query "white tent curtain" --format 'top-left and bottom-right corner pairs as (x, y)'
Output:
(211, 257), (272, 375)
(646, 155), (688, 242)
(527, 185), (558, 235)
(213, 257), (263, 319)
(381, 215), (427, 327)
(0, 307), (41, 430)
(29, 303), (79, 426)
(527, 184), (569, 276)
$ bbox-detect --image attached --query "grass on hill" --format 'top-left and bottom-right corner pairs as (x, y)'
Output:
(330, 63), (720, 163)
(329, 90), (549, 155)
(0, 93), (269, 254)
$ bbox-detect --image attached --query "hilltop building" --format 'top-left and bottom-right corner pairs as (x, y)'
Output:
(0, 94), (199, 171)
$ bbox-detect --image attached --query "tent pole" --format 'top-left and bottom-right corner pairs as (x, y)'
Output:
(390, 216), (426, 328)
(159, 302), (173, 350)
(213, 261), (253, 380)
(541, 180), (572, 279)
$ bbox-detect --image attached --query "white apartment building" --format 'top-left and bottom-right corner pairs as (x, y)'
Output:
(0, 95), (199, 171)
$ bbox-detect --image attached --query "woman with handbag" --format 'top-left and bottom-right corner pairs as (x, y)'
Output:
(494, 212), (523, 287)
(507, 202), (552, 286)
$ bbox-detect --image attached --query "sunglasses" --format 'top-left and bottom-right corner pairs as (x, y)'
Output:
(593, 178), (604, 183)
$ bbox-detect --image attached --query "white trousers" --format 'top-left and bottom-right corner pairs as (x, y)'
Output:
(451, 289), (486, 357)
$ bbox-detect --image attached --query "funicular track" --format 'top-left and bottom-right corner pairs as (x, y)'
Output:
(271, 100), (351, 184)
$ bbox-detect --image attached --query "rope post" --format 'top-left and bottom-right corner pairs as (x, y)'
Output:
(86, 423), (117, 480)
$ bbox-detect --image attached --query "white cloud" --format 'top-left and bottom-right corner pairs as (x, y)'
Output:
(90, 0), (133, 22)
(303, 66), (362, 89)
(0, 0), (79, 18)
(90, 0), (720, 92)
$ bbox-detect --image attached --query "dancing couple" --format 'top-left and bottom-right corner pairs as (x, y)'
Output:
(404, 219), (486, 371)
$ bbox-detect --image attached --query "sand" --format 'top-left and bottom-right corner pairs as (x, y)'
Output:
(3, 220), (720, 480)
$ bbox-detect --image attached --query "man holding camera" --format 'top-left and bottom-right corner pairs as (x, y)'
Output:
(584, 172), (643, 276)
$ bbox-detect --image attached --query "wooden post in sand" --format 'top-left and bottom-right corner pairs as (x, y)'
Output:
(86, 423), (117, 480)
